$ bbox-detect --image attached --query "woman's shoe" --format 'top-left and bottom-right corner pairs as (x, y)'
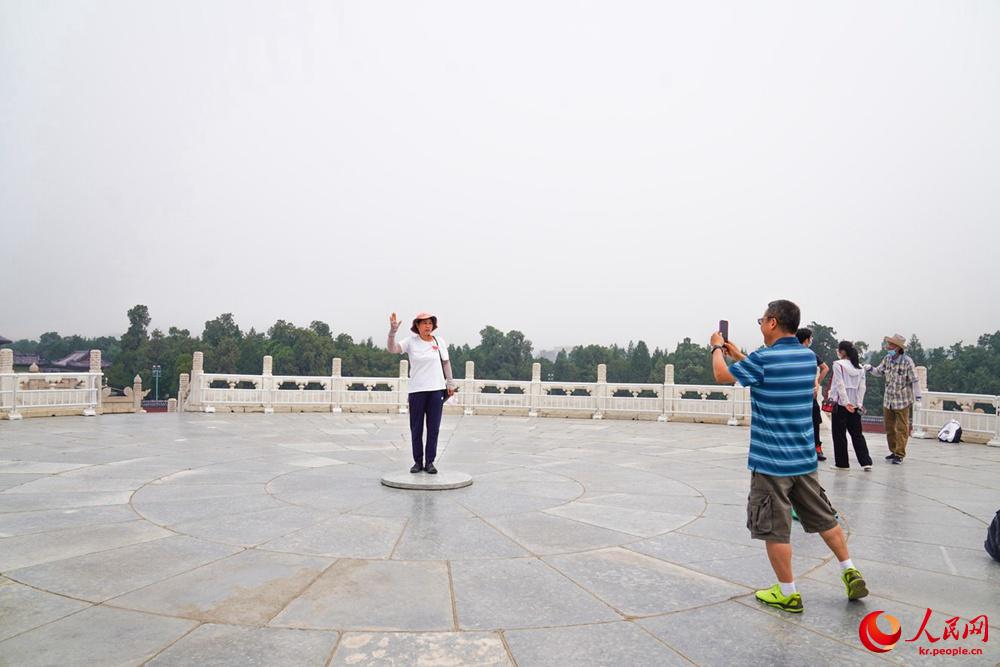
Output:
(863, 465), (872, 472)
(816, 445), (827, 461)
(830, 465), (849, 471)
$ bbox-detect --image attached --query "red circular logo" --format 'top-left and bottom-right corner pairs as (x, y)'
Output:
(859, 611), (902, 653)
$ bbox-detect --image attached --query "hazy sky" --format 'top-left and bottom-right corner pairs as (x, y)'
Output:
(2, 1), (998, 352)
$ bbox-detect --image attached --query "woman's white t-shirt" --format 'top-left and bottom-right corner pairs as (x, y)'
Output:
(398, 335), (449, 393)
(830, 358), (867, 407)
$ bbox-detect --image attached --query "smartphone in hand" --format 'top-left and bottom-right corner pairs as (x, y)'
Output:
(719, 320), (729, 342)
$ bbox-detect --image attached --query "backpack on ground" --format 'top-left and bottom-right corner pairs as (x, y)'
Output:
(937, 419), (962, 443)
(986, 510), (1000, 563)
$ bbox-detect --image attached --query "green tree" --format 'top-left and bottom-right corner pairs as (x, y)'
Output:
(666, 337), (714, 385)
(628, 340), (652, 384)
(108, 305), (151, 389)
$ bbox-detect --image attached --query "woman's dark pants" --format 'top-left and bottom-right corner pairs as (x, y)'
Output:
(811, 399), (823, 446)
(408, 390), (445, 466)
(832, 405), (873, 468)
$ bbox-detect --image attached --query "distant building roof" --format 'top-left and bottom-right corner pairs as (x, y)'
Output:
(13, 352), (47, 367)
(0, 335), (11, 345)
(50, 351), (111, 370)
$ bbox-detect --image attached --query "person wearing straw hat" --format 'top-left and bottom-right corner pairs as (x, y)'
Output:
(864, 334), (922, 464)
(387, 311), (456, 474)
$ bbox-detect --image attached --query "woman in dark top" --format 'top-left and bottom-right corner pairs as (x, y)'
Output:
(796, 328), (829, 461)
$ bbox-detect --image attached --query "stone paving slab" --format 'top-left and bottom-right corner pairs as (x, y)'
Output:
(110, 549), (332, 625)
(7, 535), (241, 602)
(0, 503), (139, 537)
(261, 514), (407, 559)
(504, 621), (691, 666)
(272, 559), (454, 631)
(545, 547), (749, 616)
(626, 530), (762, 564)
(0, 473), (46, 491)
(393, 515), (530, 560)
(452, 557), (621, 629)
(544, 501), (696, 537)
(0, 605), (196, 667)
(0, 577), (89, 642)
(147, 623), (339, 666)
(170, 505), (334, 547)
(640, 601), (885, 666)
(489, 510), (639, 555)
(735, 577), (1000, 665)
(134, 494), (288, 526)
(1, 413), (998, 665)
(0, 520), (171, 571)
(805, 557), (1000, 625)
(680, 553), (827, 590)
(330, 631), (511, 666)
(0, 490), (134, 513)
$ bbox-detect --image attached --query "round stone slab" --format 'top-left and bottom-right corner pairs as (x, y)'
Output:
(381, 470), (473, 490)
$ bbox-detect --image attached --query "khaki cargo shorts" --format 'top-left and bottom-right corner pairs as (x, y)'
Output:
(746, 470), (839, 543)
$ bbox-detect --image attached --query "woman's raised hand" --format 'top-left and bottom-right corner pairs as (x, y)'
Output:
(389, 312), (399, 331)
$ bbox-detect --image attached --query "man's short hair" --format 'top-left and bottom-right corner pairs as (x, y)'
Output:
(766, 300), (801, 334)
(795, 328), (813, 344)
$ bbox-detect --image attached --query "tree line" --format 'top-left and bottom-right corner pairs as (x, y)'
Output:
(7, 306), (1000, 414)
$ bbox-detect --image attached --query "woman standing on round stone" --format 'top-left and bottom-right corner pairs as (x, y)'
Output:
(387, 312), (455, 474)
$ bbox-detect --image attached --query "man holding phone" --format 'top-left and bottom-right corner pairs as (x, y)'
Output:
(709, 300), (868, 613)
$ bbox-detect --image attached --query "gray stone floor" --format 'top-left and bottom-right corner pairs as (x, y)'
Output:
(0, 413), (998, 666)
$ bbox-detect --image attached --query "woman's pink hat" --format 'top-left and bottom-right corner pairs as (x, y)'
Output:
(411, 312), (438, 334)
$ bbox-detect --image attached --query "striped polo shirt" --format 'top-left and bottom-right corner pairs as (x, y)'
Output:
(729, 336), (818, 477)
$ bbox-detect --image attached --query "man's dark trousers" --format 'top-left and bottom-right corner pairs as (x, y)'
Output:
(408, 390), (445, 466)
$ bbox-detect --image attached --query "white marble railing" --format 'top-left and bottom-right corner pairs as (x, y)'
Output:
(0, 349), (104, 420)
(914, 391), (1000, 444)
(181, 352), (756, 426)
(178, 351), (1000, 444)
(0, 372), (101, 418)
(6, 347), (994, 444)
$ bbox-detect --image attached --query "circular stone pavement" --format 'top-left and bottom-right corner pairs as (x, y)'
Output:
(380, 469), (473, 490)
(0, 413), (998, 666)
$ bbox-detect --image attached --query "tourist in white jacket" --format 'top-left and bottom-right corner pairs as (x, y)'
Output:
(829, 341), (873, 471)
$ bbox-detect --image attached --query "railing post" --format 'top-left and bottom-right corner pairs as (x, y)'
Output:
(463, 361), (475, 415)
(262, 355), (274, 414)
(132, 375), (144, 413)
(84, 350), (101, 416)
(331, 358), (343, 413)
(529, 362), (541, 417)
(989, 395), (1000, 447)
(727, 384), (740, 426)
(0, 348), (19, 420)
(593, 364), (607, 420)
(912, 365), (929, 439)
(398, 360), (409, 414)
(190, 351), (205, 411)
(178, 373), (190, 411)
(659, 364), (674, 422)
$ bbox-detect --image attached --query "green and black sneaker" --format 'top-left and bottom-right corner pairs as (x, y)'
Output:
(842, 568), (869, 600)
(755, 584), (804, 613)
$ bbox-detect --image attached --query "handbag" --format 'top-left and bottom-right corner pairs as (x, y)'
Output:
(821, 368), (836, 413)
(432, 336), (453, 403)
